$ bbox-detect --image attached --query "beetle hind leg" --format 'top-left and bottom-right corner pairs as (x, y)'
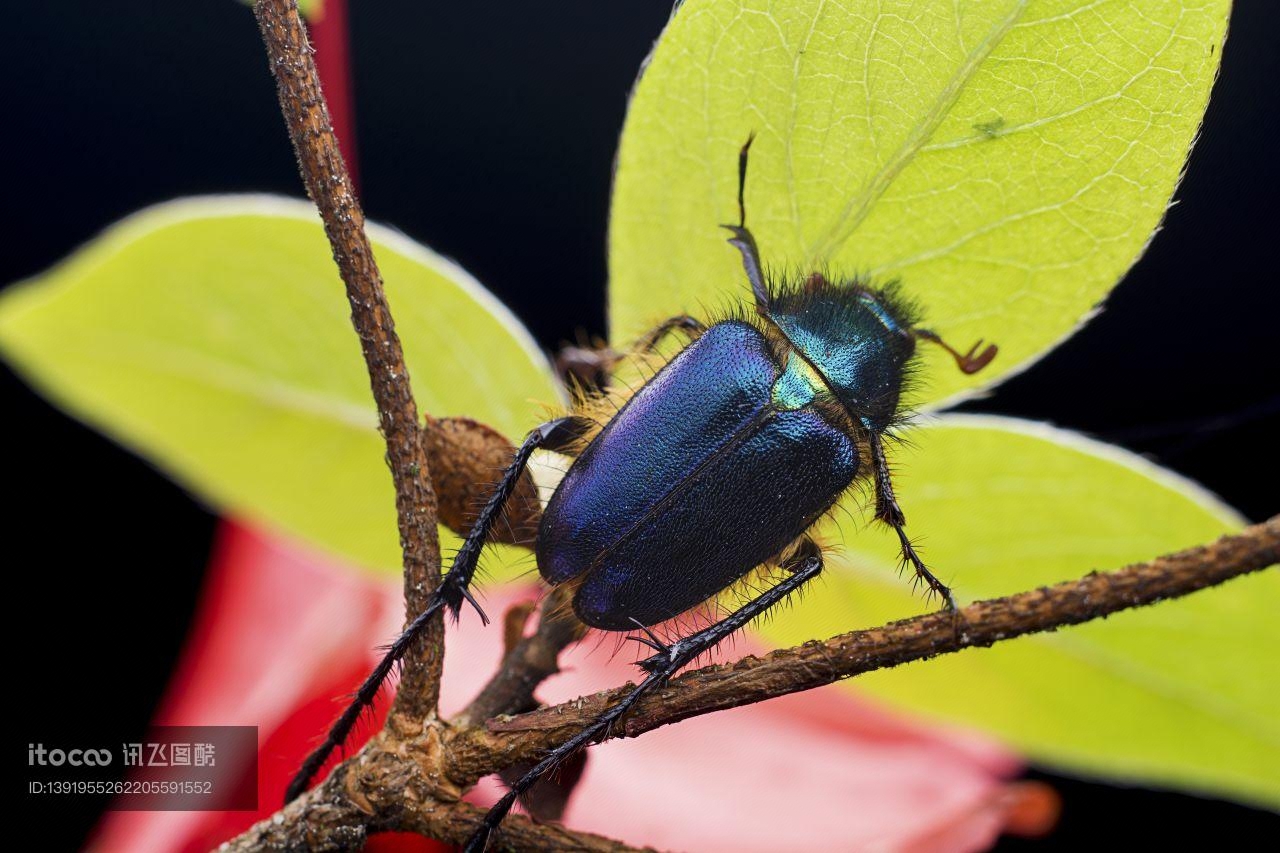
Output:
(427, 415), (592, 621)
(462, 542), (825, 852)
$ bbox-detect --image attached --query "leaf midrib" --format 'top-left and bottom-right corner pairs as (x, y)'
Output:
(805, 0), (1030, 265)
(50, 329), (377, 432)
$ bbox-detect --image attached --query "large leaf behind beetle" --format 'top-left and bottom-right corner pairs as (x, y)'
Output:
(770, 416), (1277, 810)
(610, 0), (1229, 409)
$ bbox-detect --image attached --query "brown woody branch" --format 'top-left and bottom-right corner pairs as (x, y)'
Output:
(447, 518), (1279, 780)
(253, 0), (445, 712)
(247, 2), (633, 849)
(216, 729), (650, 852)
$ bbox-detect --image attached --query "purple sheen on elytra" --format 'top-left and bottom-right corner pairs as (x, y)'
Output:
(537, 321), (777, 586)
(572, 406), (859, 629)
(536, 320), (861, 629)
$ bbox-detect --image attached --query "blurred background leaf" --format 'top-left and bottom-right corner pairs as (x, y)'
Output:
(610, 0), (1229, 408)
(0, 196), (559, 575)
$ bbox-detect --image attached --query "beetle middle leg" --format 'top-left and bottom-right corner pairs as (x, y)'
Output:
(463, 540), (825, 853)
(633, 313), (706, 351)
(862, 420), (958, 611)
(285, 414), (592, 804)
(557, 314), (706, 389)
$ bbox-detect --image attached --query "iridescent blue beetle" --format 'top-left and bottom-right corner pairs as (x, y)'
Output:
(288, 137), (998, 849)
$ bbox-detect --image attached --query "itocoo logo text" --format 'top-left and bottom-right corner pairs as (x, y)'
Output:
(28, 743), (113, 766)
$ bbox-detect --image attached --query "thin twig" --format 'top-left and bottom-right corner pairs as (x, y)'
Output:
(447, 519), (1279, 779)
(253, 0), (445, 712)
(246, 4), (636, 848)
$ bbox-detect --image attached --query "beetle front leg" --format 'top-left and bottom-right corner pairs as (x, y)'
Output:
(285, 415), (592, 804)
(863, 421), (958, 611)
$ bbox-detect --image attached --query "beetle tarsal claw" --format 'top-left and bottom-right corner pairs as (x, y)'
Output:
(636, 644), (681, 675)
(458, 587), (490, 625)
(629, 617), (668, 645)
(430, 577), (490, 626)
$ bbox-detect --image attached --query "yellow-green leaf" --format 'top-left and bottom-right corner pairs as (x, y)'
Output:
(756, 415), (1276, 809)
(610, 0), (1228, 408)
(0, 196), (559, 575)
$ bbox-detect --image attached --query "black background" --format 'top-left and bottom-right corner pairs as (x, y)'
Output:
(3, 2), (1276, 850)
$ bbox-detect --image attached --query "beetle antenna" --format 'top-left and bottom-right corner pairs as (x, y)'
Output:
(736, 131), (755, 227)
(913, 328), (998, 375)
(722, 132), (772, 314)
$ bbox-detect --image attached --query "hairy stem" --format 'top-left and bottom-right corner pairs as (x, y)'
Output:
(253, 0), (445, 713)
